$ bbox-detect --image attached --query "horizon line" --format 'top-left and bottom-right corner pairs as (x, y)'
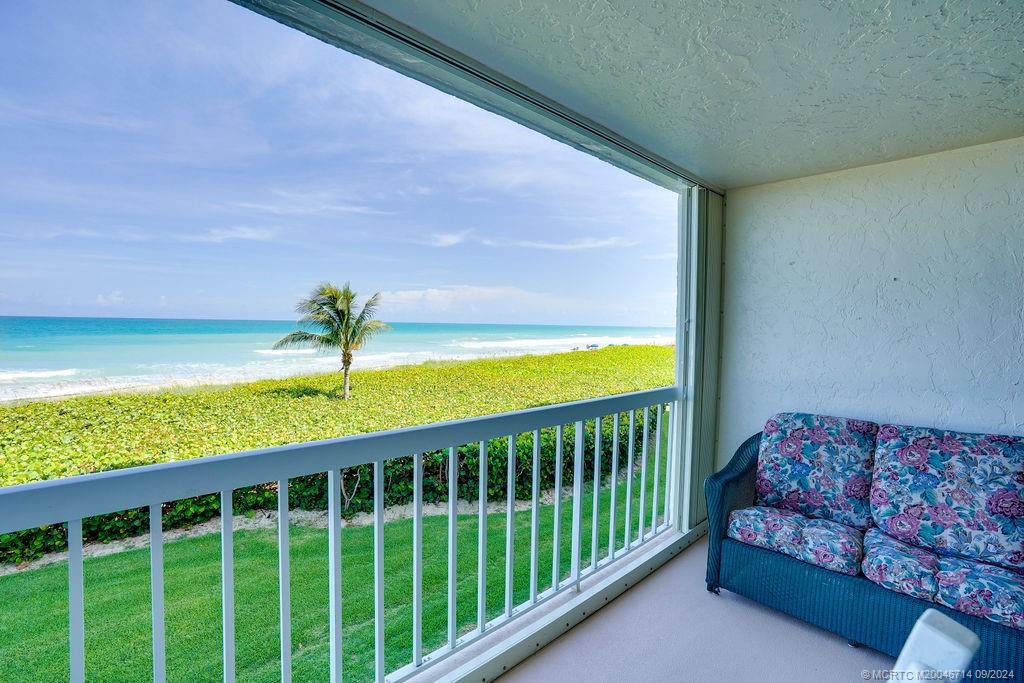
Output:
(0, 313), (675, 329)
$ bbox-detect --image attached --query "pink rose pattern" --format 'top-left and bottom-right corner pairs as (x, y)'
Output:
(863, 528), (1024, 629)
(861, 528), (939, 601)
(756, 413), (879, 530)
(871, 424), (1024, 571)
(727, 506), (864, 575)
(934, 556), (1024, 631)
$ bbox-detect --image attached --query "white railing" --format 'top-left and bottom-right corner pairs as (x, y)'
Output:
(0, 386), (680, 683)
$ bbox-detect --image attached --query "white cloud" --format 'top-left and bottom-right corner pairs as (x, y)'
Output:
(0, 1), (679, 326)
(418, 231), (470, 247)
(96, 290), (126, 306)
(409, 232), (631, 251)
(0, 226), (154, 243)
(334, 66), (558, 159)
(481, 236), (637, 251)
(0, 96), (149, 132)
(382, 285), (519, 310)
(452, 159), (679, 235)
(231, 189), (390, 217)
(379, 285), (575, 321)
(179, 226), (275, 243)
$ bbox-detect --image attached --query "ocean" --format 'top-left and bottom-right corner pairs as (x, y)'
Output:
(0, 317), (673, 402)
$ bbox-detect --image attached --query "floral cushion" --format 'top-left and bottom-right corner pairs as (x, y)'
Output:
(756, 413), (879, 530)
(801, 518), (866, 575)
(861, 528), (939, 601)
(935, 556), (1024, 630)
(871, 424), (1024, 571)
(727, 506), (864, 575)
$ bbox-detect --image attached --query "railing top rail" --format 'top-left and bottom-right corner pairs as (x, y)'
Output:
(0, 386), (678, 534)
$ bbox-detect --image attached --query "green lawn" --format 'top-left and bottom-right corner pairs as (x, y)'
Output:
(0, 456), (670, 682)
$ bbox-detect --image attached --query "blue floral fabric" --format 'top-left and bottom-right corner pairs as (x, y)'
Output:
(935, 556), (1024, 630)
(756, 413), (879, 530)
(861, 528), (939, 601)
(801, 518), (866, 575)
(871, 424), (1024, 571)
(727, 506), (803, 560)
(727, 506), (864, 575)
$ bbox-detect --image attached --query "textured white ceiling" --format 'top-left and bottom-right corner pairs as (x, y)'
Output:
(362, 0), (1024, 189)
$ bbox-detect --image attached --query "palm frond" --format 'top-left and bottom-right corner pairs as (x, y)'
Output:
(335, 283), (356, 328)
(354, 291), (382, 328)
(278, 281), (389, 365)
(296, 283), (343, 329)
(271, 330), (335, 351)
(298, 304), (340, 333)
(350, 318), (389, 349)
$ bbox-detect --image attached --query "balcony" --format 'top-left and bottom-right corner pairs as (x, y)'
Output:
(1, 387), (709, 682)
(2, 0), (1020, 680)
(0, 380), (905, 682)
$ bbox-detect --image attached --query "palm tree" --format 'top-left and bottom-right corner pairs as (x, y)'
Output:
(274, 282), (389, 399)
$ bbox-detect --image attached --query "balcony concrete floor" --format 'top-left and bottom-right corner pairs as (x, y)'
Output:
(502, 536), (894, 682)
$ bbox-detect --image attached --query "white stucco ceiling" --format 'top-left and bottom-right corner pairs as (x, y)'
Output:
(362, 0), (1024, 189)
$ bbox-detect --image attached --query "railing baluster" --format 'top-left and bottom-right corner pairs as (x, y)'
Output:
(652, 405), (663, 532)
(504, 435), (515, 617)
(68, 518), (85, 683)
(624, 411), (635, 549)
(664, 402), (674, 528)
(221, 490), (235, 683)
(477, 440), (488, 633)
(0, 388), (690, 683)
(608, 414), (619, 559)
(327, 469), (343, 683)
(552, 425), (563, 589)
(529, 431), (540, 603)
(447, 446), (458, 650)
(277, 481), (291, 683)
(413, 452), (423, 667)
(373, 461), (385, 683)
(150, 504), (166, 683)
(591, 417), (601, 571)
(570, 421), (584, 590)
(638, 407), (650, 543)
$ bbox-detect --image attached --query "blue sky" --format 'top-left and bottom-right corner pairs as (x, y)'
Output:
(0, 1), (678, 327)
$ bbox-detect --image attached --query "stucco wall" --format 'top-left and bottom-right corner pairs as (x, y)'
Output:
(716, 136), (1024, 468)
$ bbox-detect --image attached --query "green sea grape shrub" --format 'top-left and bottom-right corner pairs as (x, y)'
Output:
(0, 408), (665, 563)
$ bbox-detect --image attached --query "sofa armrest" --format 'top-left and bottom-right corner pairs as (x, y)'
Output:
(704, 431), (760, 592)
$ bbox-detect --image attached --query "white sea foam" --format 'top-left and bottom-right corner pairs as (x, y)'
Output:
(0, 368), (78, 381)
(0, 329), (672, 402)
(0, 376), (154, 400)
(253, 348), (318, 355)
(1, 351), (446, 401)
(450, 335), (673, 350)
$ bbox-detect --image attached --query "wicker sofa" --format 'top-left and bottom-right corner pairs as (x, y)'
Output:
(705, 413), (1024, 672)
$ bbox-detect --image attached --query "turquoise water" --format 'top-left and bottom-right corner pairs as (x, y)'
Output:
(0, 317), (672, 401)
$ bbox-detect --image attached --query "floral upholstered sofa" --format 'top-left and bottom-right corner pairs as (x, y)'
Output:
(705, 413), (1024, 671)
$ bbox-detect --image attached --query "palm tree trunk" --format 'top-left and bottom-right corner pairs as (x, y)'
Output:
(342, 365), (350, 399)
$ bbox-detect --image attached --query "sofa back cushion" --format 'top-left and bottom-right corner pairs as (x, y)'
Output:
(756, 413), (879, 530)
(871, 424), (1024, 572)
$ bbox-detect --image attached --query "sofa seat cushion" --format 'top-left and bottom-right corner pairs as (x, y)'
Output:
(727, 506), (864, 575)
(861, 528), (940, 601)
(756, 413), (879, 530)
(935, 556), (1024, 630)
(871, 424), (1024, 572)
